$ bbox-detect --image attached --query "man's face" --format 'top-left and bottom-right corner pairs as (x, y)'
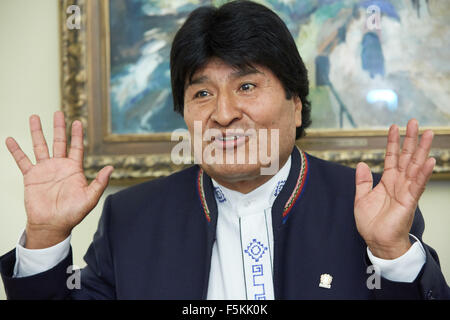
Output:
(183, 58), (302, 189)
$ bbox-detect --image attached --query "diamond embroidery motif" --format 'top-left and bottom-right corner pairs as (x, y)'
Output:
(273, 180), (286, 198)
(213, 186), (226, 203)
(245, 239), (268, 262)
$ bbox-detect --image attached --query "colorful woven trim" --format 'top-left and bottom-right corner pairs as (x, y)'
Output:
(197, 168), (211, 223)
(196, 149), (308, 223)
(282, 149), (308, 221)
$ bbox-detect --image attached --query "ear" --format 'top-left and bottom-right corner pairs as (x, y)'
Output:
(293, 96), (302, 128)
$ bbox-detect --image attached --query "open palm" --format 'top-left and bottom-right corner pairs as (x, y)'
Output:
(354, 119), (435, 259)
(6, 111), (113, 248)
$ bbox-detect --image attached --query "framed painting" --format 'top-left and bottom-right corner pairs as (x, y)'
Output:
(59, 0), (450, 182)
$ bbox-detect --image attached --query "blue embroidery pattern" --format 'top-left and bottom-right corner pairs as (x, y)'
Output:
(252, 264), (266, 300)
(213, 186), (226, 203)
(273, 180), (286, 198)
(245, 239), (268, 262)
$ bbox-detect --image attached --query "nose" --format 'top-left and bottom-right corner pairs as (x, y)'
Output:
(210, 91), (242, 127)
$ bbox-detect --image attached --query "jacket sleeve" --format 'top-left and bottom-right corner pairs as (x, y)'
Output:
(0, 195), (117, 300)
(372, 206), (450, 300)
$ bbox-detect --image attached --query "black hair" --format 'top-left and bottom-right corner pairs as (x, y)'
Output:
(170, 0), (311, 139)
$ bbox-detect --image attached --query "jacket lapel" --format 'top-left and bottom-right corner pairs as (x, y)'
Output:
(271, 146), (310, 298)
(196, 168), (218, 299)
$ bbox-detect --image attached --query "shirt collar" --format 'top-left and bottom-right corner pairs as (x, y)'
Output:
(211, 156), (292, 216)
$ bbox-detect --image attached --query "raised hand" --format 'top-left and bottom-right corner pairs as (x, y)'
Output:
(354, 119), (435, 259)
(6, 111), (113, 249)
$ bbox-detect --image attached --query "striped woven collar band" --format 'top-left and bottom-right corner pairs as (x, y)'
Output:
(197, 167), (211, 222)
(282, 149), (308, 223)
(197, 149), (309, 223)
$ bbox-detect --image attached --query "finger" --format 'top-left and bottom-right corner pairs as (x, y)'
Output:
(53, 111), (67, 158)
(409, 157), (435, 201)
(355, 162), (373, 204)
(406, 129), (434, 181)
(398, 119), (418, 172)
(384, 124), (400, 172)
(29, 115), (50, 162)
(5, 137), (33, 175)
(86, 166), (114, 204)
(68, 120), (84, 164)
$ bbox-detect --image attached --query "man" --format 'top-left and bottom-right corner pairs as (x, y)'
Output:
(1, 0), (449, 299)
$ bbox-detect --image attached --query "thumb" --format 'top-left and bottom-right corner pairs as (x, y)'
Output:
(355, 162), (373, 204)
(86, 165), (114, 204)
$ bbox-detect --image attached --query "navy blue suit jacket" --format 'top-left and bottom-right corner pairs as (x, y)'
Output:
(1, 147), (449, 299)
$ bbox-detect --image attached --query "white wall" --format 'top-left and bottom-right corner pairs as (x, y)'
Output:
(0, 0), (449, 300)
(0, 0), (125, 299)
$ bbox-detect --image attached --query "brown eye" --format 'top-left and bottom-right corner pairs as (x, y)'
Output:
(194, 90), (210, 98)
(240, 83), (255, 91)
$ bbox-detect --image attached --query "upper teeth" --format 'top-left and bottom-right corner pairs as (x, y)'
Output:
(219, 135), (240, 141)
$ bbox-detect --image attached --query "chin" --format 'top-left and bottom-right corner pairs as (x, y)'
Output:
(202, 162), (262, 183)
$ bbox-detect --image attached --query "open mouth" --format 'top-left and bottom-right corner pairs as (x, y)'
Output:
(212, 132), (248, 149)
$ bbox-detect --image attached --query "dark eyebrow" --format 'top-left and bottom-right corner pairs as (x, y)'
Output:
(188, 75), (209, 86)
(185, 67), (264, 90)
(229, 68), (264, 79)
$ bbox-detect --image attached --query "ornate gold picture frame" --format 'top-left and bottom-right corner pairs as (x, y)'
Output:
(59, 0), (450, 182)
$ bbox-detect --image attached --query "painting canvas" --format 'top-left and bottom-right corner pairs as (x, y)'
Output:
(59, 0), (450, 180)
(107, 0), (450, 135)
